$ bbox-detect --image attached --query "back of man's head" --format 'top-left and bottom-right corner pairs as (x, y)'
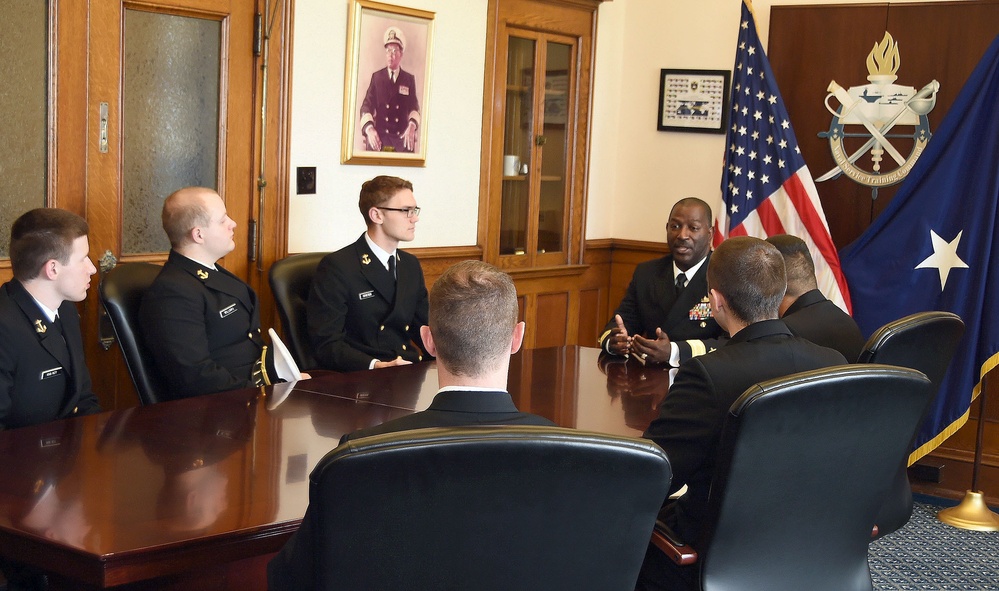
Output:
(707, 236), (786, 325)
(358, 176), (413, 225)
(765, 234), (817, 298)
(10, 208), (89, 282)
(162, 187), (211, 249)
(429, 261), (519, 377)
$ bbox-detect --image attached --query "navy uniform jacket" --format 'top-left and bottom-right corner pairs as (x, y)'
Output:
(781, 288), (866, 362)
(307, 234), (429, 372)
(360, 67), (420, 152)
(601, 254), (725, 363)
(0, 280), (101, 430)
(267, 389), (554, 591)
(140, 250), (266, 399)
(643, 319), (846, 544)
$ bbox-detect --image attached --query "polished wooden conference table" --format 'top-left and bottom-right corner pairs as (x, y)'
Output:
(0, 346), (672, 590)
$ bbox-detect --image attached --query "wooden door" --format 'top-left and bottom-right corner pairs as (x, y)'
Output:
(80, 0), (266, 410)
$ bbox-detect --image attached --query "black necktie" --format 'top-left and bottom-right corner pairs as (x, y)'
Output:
(675, 272), (687, 294)
(388, 256), (397, 280)
(50, 315), (72, 372)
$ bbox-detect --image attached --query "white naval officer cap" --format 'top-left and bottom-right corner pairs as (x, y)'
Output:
(384, 26), (405, 51)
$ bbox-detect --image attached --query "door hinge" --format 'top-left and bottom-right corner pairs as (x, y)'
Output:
(253, 13), (263, 57)
(248, 219), (258, 262)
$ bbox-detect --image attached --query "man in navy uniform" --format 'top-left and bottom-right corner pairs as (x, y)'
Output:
(270, 261), (554, 590)
(359, 26), (421, 152)
(766, 234), (865, 361)
(637, 237), (847, 591)
(307, 176), (430, 372)
(0, 208), (101, 430)
(599, 197), (726, 367)
(140, 187), (306, 399)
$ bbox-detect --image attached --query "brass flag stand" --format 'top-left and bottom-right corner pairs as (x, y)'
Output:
(938, 373), (999, 530)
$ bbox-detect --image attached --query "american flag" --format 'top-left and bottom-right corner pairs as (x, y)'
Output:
(714, 0), (851, 313)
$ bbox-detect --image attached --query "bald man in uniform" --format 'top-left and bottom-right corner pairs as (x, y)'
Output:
(140, 187), (306, 399)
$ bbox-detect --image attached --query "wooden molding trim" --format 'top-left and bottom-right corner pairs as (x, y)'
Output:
(406, 245), (483, 261)
(506, 264), (590, 281)
(585, 238), (668, 254)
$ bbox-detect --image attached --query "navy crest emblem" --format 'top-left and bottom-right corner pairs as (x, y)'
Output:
(818, 32), (939, 198)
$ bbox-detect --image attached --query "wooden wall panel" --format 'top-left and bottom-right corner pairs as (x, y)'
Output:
(578, 288), (602, 348)
(769, 1), (999, 248)
(769, 4), (890, 249)
(534, 293), (569, 349)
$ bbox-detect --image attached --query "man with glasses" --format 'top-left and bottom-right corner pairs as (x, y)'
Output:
(307, 175), (430, 371)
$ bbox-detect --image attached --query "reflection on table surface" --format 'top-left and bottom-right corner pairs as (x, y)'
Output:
(0, 346), (671, 587)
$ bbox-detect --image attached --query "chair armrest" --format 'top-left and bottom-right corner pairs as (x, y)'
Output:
(650, 519), (698, 566)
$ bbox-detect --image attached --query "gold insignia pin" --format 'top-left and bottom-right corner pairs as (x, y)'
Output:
(34, 319), (47, 334)
(361, 253), (371, 265)
(701, 296), (710, 302)
(196, 269), (209, 280)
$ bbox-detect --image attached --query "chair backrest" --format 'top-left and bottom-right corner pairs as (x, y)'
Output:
(698, 364), (932, 591)
(268, 252), (327, 371)
(857, 311), (965, 537)
(857, 311), (964, 384)
(310, 425), (672, 591)
(99, 263), (169, 405)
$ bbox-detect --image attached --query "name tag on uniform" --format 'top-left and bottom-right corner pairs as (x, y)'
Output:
(219, 303), (238, 318)
(40, 367), (63, 380)
(399, 85), (410, 95)
(359, 290), (375, 300)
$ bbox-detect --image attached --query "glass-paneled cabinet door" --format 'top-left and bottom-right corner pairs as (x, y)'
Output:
(499, 29), (577, 269)
(500, 35), (535, 258)
(537, 41), (573, 261)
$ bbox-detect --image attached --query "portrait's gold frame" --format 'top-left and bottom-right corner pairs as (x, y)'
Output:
(341, 0), (435, 166)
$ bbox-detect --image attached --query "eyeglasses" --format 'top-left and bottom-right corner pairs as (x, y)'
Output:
(378, 206), (421, 218)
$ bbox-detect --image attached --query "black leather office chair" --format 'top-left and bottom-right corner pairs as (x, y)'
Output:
(858, 311), (965, 538)
(99, 262), (170, 405)
(651, 364), (933, 591)
(268, 252), (327, 371)
(308, 425), (672, 590)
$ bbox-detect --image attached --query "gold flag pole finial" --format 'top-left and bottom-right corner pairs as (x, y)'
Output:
(742, 0), (764, 40)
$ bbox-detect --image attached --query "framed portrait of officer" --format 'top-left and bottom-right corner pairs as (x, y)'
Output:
(342, 0), (435, 166)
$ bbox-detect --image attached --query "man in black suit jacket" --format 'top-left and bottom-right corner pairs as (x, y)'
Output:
(600, 198), (725, 366)
(140, 187), (306, 400)
(307, 176), (430, 372)
(637, 237), (847, 591)
(767, 234), (865, 361)
(359, 26), (421, 152)
(270, 261), (554, 590)
(0, 209), (101, 431)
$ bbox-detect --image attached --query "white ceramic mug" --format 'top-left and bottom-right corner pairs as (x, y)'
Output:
(503, 155), (521, 176)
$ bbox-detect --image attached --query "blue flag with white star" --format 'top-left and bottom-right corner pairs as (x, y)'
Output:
(840, 34), (999, 462)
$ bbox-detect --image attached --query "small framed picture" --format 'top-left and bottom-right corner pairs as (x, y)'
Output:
(341, 0), (435, 166)
(657, 69), (730, 134)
